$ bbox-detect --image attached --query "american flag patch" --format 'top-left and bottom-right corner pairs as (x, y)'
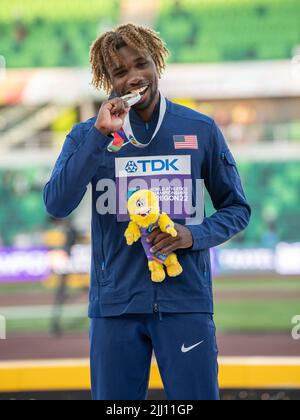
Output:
(174, 135), (198, 150)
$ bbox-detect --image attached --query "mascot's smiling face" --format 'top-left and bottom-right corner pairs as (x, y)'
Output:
(127, 190), (160, 228)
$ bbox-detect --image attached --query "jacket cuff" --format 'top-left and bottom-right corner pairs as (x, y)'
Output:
(185, 225), (203, 251)
(89, 125), (113, 150)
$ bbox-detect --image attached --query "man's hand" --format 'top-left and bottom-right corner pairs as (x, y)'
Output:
(95, 97), (130, 136)
(146, 223), (193, 255)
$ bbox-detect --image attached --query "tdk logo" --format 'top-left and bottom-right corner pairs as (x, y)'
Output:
(117, 155), (190, 178)
(125, 161), (138, 173)
(125, 159), (179, 174)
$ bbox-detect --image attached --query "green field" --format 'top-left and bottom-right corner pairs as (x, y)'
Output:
(215, 300), (300, 332)
(6, 317), (89, 335)
(214, 278), (300, 292)
(0, 277), (299, 334)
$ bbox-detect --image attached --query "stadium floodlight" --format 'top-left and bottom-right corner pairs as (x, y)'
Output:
(0, 315), (6, 340)
(0, 56), (6, 82)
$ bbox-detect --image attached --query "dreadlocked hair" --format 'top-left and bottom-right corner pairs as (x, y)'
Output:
(90, 23), (170, 94)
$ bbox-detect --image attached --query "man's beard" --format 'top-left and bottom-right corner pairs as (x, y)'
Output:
(134, 85), (159, 111)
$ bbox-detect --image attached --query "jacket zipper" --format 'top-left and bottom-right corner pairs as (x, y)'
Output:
(201, 251), (208, 278)
(204, 260), (208, 278)
(153, 284), (159, 313)
(98, 215), (106, 284)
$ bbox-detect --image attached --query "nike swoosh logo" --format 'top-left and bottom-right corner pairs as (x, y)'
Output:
(181, 340), (205, 353)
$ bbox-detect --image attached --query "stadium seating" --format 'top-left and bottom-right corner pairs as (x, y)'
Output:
(1, 0), (300, 67)
(0, 167), (49, 245)
(204, 161), (300, 245)
(0, 0), (119, 68)
(155, 0), (300, 63)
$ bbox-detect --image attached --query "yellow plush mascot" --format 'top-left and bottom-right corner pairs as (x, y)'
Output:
(125, 189), (183, 282)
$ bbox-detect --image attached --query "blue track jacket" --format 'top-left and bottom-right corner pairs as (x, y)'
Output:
(43, 97), (251, 317)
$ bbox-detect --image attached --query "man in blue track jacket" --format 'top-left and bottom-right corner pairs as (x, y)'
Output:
(43, 23), (251, 400)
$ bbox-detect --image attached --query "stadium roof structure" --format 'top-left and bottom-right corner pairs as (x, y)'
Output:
(163, 59), (300, 100)
(0, 60), (299, 106)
